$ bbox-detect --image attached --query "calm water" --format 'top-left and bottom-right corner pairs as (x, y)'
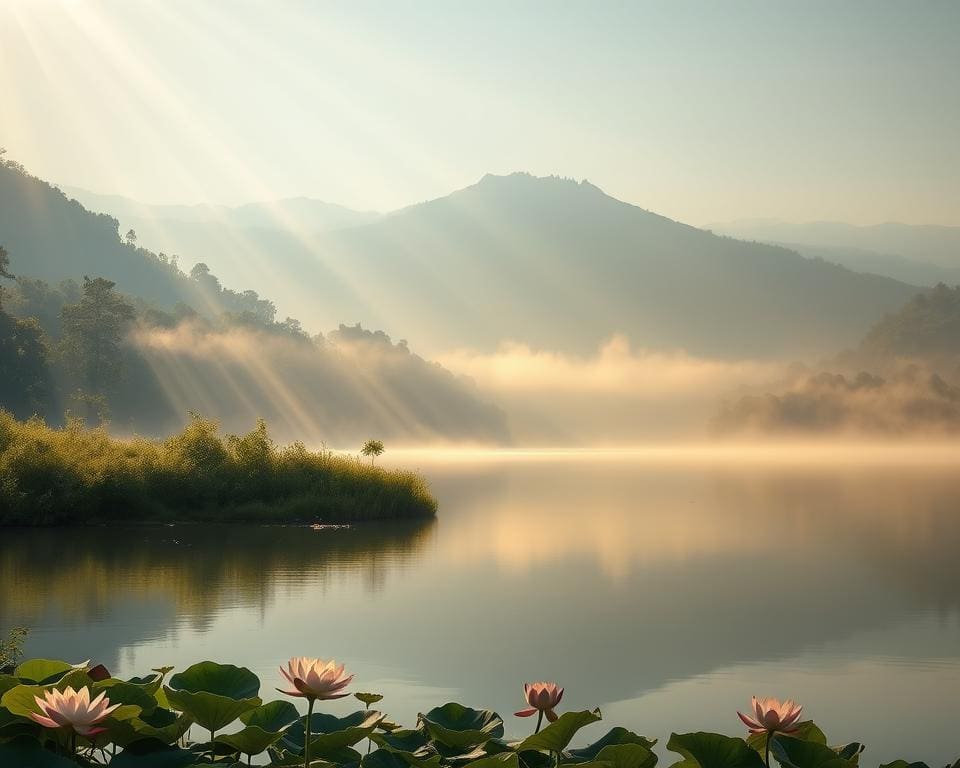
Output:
(3, 454), (959, 763)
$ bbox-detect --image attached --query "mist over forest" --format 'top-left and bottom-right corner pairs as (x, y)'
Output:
(3, 148), (960, 445)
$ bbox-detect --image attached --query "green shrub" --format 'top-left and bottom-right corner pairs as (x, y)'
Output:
(0, 411), (436, 525)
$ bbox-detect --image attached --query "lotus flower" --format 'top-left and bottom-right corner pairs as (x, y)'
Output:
(515, 681), (564, 721)
(737, 696), (803, 735)
(29, 686), (120, 736)
(278, 657), (353, 701)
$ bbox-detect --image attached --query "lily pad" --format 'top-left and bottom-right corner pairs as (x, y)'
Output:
(517, 709), (602, 754)
(112, 741), (205, 767)
(213, 701), (301, 756)
(241, 699), (300, 731)
(357, 692), (385, 706)
(164, 661), (261, 734)
(879, 763), (929, 768)
(280, 709), (385, 756)
(769, 736), (855, 768)
(568, 727), (658, 761)
(13, 659), (76, 685)
(93, 679), (159, 716)
(418, 703), (505, 749)
(0, 737), (78, 767)
(748, 723), (827, 755)
(667, 732), (766, 768)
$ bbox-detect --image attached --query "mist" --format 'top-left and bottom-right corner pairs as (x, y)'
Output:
(438, 335), (785, 443)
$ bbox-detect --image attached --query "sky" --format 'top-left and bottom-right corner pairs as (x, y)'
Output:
(1, 0), (958, 226)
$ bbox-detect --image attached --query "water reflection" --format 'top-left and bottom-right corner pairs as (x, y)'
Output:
(1, 520), (435, 663)
(2, 458), (958, 763)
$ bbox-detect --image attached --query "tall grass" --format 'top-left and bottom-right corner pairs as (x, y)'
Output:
(0, 412), (436, 525)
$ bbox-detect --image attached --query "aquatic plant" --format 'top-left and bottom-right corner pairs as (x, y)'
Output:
(30, 686), (121, 737)
(515, 681), (564, 733)
(279, 658), (354, 768)
(0, 656), (953, 767)
(737, 697), (804, 767)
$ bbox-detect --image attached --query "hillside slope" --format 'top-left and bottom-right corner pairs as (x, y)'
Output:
(66, 172), (921, 359)
(306, 174), (919, 357)
(0, 160), (508, 443)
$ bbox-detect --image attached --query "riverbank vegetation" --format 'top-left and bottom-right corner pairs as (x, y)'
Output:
(0, 656), (948, 767)
(0, 412), (436, 525)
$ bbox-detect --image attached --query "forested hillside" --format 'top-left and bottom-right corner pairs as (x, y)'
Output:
(0, 155), (507, 444)
(80, 172), (921, 358)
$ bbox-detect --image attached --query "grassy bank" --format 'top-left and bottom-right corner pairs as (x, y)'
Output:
(0, 411), (436, 525)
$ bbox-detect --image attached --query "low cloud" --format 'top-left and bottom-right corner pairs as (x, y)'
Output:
(439, 336), (785, 442)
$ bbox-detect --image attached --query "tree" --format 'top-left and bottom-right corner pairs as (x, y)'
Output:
(361, 438), (385, 465)
(0, 244), (11, 280)
(125, 228), (137, 246)
(59, 277), (136, 420)
(0, 307), (50, 418)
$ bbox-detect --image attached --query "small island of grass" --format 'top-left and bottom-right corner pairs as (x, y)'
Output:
(0, 411), (436, 525)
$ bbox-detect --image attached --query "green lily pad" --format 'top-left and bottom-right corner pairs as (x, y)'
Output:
(769, 736), (855, 768)
(667, 732), (766, 768)
(164, 661), (261, 734)
(0, 674), (21, 698)
(213, 700), (300, 756)
(879, 762), (929, 768)
(0, 737), (78, 767)
(588, 744), (658, 768)
(93, 679), (159, 716)
(418, 703), (505, 749)
(167, 661), (260, 699)
(373, 728), (433, 753)
(280, 709), (385, 756)
(568, 727), (658, 761)
(357, 692), (385, 706)
(112, 742), (205, 767)
(99, 707), (194, 749)
(13, 659), (76, 685)
(163, 688), (259, 735)
(216, 724), (287, 756)
(834, 743), (864, 764)
(517, 709), (602, 754)
(1, 683), (51, 718)
(240, 699), (301, 731)
(748, 723), (827, 755)
(463, 754), (522, 768)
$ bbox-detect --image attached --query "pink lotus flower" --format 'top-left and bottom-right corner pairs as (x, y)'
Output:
(738, 696), (803, 735)
(278, 657), (354, 701)
(515, 681), (564, 722)
(29, 686), (120, 737)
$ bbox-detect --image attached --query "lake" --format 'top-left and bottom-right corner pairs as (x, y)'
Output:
(3, 450), (959, 763)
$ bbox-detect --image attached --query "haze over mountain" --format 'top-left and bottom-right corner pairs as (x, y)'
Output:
(62, 185), (379, 233)
(0, 160), (507, 444)
(72, 172), (920, 360)
(708, 219), (960, 287)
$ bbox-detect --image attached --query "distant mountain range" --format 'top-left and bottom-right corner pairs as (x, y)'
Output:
(63, 173), (920, 359)
(707, 219), (960, 287)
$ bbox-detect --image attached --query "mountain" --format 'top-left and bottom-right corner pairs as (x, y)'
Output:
(61, 185), (379, 232)
(707, 219), (960, 285)
(287, 173), (922, 358)
(0, 165), (189, 307)
(73, 173), (920, 359)
(770, 243), (960, 287)
(0, 160), (508, 444)
(858, 282), (960, 366)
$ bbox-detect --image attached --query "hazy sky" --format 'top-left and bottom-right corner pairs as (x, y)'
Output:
(2, 0), (958, 225)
